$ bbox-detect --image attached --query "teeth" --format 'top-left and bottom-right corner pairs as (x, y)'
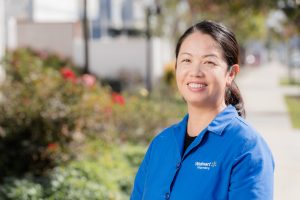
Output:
(188, 83), (206, 88)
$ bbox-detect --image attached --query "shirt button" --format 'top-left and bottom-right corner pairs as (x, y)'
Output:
(176, 162), (181, 169)
(165, 192), (170, 200)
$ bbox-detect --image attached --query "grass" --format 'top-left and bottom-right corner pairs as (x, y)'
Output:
(285, 95), (300, 129)
(280, 77), (300, 86)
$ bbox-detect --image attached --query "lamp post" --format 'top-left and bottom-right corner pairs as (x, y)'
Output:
(145, 7), (152, 93)
(145, 2), (160, 93)
(0, 0), (6, 84)
(0, 0), (5, 56)
(82, 0), (89, 74)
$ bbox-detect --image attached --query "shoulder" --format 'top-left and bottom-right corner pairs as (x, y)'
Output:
(227, 116), (264, 143)
(141, 122), (181, 166)
(150, 123), (177, 146)
(227, 117), (274, 199)
(226, 116), (274, 161)
(147, 115), (187, 151)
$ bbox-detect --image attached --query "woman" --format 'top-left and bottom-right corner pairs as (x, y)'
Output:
(130, 20), (274, 200)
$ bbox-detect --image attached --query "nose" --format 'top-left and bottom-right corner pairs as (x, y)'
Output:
(190, 62), (205, 77)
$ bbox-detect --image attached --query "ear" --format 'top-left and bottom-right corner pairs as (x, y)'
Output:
(226, 64), (240, 86)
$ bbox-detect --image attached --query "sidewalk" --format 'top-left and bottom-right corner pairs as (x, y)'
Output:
(236, 62), (300, 200)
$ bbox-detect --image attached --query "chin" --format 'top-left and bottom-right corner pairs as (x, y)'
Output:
(186, 99), (208, 107)
(185, 96), (218, 107)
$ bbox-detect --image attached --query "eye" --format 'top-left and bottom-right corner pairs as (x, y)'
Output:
(181, 58), (191, 63)
(203, 61), (216, 66)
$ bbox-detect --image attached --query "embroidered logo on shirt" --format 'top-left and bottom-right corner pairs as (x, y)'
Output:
(195, 161), (217, 170)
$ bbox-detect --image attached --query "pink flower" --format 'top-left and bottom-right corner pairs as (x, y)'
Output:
(81, 74), (96, 87)
(111, 92), (125, 105)
(60, 68), (76, 83)
(37, 50), (49, 60)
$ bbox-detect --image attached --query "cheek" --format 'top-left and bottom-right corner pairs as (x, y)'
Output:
(175, 69), (183, 83)
(175, 70), (186, 92)
(175, 72), (181, 90)
(209, 71), (228, 88)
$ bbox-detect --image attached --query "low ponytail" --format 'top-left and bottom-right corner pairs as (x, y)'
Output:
(225, 81), (245, 118)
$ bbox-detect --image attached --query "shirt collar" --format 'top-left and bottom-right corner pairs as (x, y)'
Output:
(172, 105), (238, 157)
(173, 105), (238, 151)
(207, 104), (238, 135)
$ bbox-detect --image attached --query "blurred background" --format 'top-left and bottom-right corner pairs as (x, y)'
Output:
(0, 0), (299, 199)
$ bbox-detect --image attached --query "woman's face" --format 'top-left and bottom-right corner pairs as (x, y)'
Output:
(176, 32), (235, 109)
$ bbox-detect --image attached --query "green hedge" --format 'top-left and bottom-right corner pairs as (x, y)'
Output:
(0, 48), (112, 177)
(0, 48), (186, 199)
(0, 141), (146, 200)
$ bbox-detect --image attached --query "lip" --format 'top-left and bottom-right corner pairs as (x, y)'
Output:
(187, 81), (207, 85)
(187, 81), (208, 91)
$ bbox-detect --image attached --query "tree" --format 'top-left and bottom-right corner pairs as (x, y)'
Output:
(186, 0), (278, 43)
(279, 0), (300, 33)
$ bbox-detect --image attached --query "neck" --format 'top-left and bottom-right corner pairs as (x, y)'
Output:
(187, 103), (226, 137)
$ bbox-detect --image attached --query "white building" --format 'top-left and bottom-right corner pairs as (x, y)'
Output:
(3, 0), (180, 90)
(91, 0), (146, 38)
(31, 0), (147, 38)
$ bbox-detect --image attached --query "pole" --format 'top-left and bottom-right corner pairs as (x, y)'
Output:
(0, 0), (6, 84)
(83, 0), (89, 74)
(145, 7), (152, 93)
(0, 0), (5, 57)
(28, 0), (34, 21)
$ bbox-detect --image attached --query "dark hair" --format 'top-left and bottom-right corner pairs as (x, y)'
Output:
(175, 20), (245, 117)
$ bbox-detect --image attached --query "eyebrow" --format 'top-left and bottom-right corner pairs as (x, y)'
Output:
(179, 52), (193, 56)
(202, 54), (218, 59)
(179, 52), (219, 58)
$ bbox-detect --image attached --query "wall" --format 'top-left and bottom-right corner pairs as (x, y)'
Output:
(73, 37), (173, 82)
(15, 21), (174, 83)
(17, 22), (74, 58)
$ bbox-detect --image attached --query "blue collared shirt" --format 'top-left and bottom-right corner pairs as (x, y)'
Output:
(130, 105), (274, 200)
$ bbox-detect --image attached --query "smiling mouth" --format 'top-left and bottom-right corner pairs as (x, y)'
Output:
(187, 83), (207, 89)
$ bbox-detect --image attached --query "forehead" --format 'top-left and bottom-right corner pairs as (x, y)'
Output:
(179, 32), (223, 57)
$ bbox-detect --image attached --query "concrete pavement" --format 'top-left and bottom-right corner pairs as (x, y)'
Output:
(236, 61), (300, 200)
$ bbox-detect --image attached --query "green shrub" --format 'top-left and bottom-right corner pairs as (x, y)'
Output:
(0, 49), (112, 178)
(0, 142), (145, 200)
(121, 143), (147, 168)
(0, 177), (43, 200)
(45, 166), (118, 200)
(106, 93), (186, 144)
(162, 61), (176, 90)
(0, 48), (186, 197)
